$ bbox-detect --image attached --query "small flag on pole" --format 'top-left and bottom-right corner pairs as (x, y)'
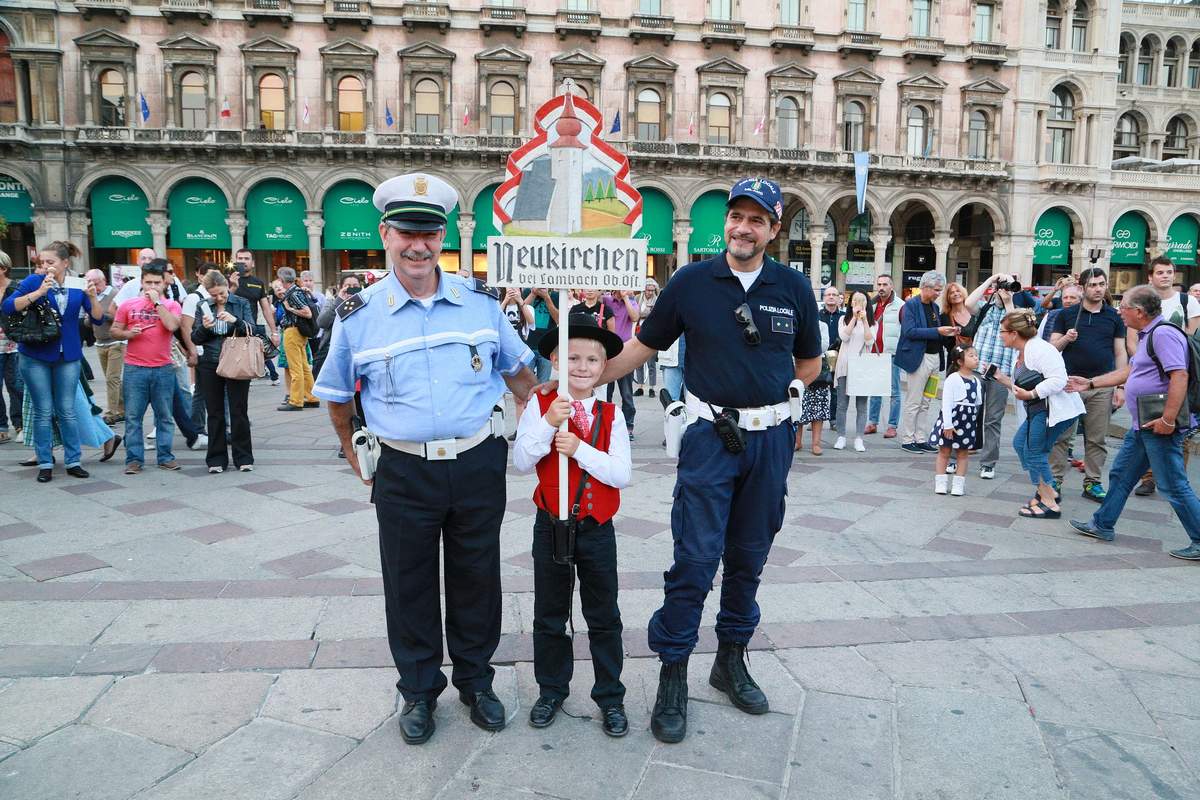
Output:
(302, 97), (311, 125)
(462, 104), (471, 128)
(753, 114), (765, 136)
(220, 96), (232, 118)
(610, 110), (621, 135)
(139, 92), (150, 123)
(385, 103), (394, 128)
(688, 112), (696, 137)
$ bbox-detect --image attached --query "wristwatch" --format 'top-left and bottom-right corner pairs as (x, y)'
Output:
(1086, 379), (1094, 390)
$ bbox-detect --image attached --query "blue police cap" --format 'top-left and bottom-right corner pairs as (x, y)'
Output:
(727, 177), (783, 222)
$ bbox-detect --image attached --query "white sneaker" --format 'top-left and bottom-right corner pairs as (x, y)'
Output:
(950, 476), (966, 496)
(946, 463), (957, 474)
(980, 465), (996, 480)
(239, 464), (254, 472)
(853, 438), (865, 452)
(208, 466), (224, 474)
(833, 436), (846, 450)
(146, 429), (156, 440)
(189, 434), (208, 450)
(935, 475), (949, 495)
(271, 379), (280, 386)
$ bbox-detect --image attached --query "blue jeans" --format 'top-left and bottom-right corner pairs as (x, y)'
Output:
(171, 376), (202, 444)
(868, 362), (902, 428)
(20, 356), (83, 468)
(661, 366), (685, 403)
(1092, 429), (1200, 544)
(0, 351), (23, 431)
(264, 355), (279, 381)
(1012, 411), (1077, 487)
(123, 364), (177, 465)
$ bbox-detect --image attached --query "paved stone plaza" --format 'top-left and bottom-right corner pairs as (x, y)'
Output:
(1, 355), (1199, 799)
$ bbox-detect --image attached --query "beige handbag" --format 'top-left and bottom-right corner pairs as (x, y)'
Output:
(216, 321), (265, 380)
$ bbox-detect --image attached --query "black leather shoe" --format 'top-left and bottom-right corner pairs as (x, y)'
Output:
(398, 699), (436, 745)
(651, 658), (688, 743)
(66, 466), (90, 479)
(36, 469), (52, 483)
(528, 696), (562, 728)
(460, 689), (505, 731)
(709, 641), (769, 714)
(601, 704), (628, 738)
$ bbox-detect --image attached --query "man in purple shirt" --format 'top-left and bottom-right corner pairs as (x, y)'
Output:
(1066, 285), (1200, 559)
(603, 290), (639, 436)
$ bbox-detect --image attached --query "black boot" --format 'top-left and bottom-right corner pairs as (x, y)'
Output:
(709, 641), (769, 714)
(651, 658), (688, 743)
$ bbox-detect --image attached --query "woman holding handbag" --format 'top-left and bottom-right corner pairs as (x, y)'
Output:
(190, 271), (257, 473)
(834, 292), (878, 452)
(1, 241), (107, 482)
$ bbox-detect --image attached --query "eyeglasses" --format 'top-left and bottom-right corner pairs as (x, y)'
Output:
(734, 303), (760, 346)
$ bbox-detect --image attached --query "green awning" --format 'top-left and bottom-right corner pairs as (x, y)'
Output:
(1110, 211), (1147, 266)
(689, 191), (727, 256)
(90, 176), (151, 248)
(0, 175), (33, 224)
(1166, 214), (1199, 266)
(167, 178), (231, 250)
(443, 204), (461, 251)
(322, 181), (377, 251)
(247, 179), (306, 250)
(1033, 208), (1071, 266)
(637, 187), (674, 255)
(472, 185), (501, 251)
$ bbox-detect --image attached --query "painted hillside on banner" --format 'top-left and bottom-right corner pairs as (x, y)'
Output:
(493, 80), (643, 239)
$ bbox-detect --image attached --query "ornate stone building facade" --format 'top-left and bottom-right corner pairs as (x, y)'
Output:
(0, 0), (1198, 293)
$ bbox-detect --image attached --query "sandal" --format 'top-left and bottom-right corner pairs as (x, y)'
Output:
(1019, 501), (1062, 520)
(0, 431), (9, 444)
(811, 444), (823, 456)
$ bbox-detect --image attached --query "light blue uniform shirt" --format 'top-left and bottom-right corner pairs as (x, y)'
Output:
(314, 269), (534, 441)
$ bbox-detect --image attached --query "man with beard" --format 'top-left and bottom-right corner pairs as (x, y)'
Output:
(592, 177), (822, 743)
(314, 173), (536, 745)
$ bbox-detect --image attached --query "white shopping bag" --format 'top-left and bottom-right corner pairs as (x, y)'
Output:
(846, 352), (893, 397)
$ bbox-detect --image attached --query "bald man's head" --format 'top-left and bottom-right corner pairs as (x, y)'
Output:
(137, 248), (157, 267)
(85, 268), (107, 291)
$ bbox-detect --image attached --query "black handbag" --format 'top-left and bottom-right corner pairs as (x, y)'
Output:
(3, 296), (61, 345)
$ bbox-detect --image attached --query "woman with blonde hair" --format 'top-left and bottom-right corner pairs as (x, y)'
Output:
(940, 282), (973, 346)
(833, 291), (877, 452)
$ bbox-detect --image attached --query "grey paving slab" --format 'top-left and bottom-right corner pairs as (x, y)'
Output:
(774, 647), (894, 701)
(73, 643), (163, 675)
(1064, 628), (1200, 678)
(1040, 722), (1200, 800)
(14, 553), (110, 581)
(95, 597), (325, 644)
(1153, 712), (1200, 778)
(150, 640), (317, 672)
(0, 724), (191, 800)
(85, 672), (275, 752)
(0, 676), (113, 745)
(649, 701), (795, 785)
(260, 668), (398, 739)
(1121, 669), (1200, 719)
(0, 601), (127, 646)
(896, 686), (1065, 800)
(0, 645), (89, 677)
(856, 639), (1026, 700)
(137, 718), (354, 800)
(634, 764), (781, 800)
(89, 534), (276, 582)
(788, 690), (892, 800)
(859, 575), (1064, 617)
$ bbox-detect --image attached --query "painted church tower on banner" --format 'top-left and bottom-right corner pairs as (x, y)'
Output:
(547, 91), (585, 236)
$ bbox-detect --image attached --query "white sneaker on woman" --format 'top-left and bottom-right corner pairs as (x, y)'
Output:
(951, 476), (966, 496)
(853, 438), (865, 452)
(833, 436), (846, 450)
(935, 475), (949, 495)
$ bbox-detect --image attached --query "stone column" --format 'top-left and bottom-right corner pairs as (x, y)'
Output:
(226, 211), (247, 256)
(67, 211), (90, 272)
(673, 220), (691, 271)
(148, 210), (169, 257)
(870, 230), (891, 286)
(808, 232), (826, 288)
(932, 229), (953, 279)
(457, 214), (475, 275)
(305, 215), (325, 290)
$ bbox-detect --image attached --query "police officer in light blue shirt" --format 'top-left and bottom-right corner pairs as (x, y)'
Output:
(592, 177), (823, 744)
(314, 172), (536, 746)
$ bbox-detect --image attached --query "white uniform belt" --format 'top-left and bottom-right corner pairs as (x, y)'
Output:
(379, 421), (495, 460)
(686, 394), (791, 431)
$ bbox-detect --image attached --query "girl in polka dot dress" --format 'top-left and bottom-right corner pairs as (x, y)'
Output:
(930, 345), (983, 496)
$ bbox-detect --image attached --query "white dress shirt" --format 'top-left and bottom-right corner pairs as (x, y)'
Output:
(512, 393), (632, 489)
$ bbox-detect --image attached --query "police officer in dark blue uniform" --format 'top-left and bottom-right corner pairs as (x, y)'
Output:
(595, 178), (822, 743)
(315, 173), (537, 745)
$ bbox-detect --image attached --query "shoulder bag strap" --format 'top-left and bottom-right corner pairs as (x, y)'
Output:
(569, 402), (608, 522)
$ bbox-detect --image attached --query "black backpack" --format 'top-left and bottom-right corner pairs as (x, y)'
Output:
(1145, 320), (1200, 422)
(288, 288), (320, 339)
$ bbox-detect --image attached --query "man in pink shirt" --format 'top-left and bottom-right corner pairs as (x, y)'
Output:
(110, 260), (183, 473)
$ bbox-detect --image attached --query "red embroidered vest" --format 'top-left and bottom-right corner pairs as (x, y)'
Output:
(533, 391), (621, 523)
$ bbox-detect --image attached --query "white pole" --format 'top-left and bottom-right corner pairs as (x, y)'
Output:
(557, 289), (571, 522)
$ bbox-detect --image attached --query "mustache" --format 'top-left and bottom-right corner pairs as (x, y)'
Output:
(399, 249), (434, 261)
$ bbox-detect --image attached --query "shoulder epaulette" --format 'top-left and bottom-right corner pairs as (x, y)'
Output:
(469, 277), (502, 300)
(335, 293), (368, 320)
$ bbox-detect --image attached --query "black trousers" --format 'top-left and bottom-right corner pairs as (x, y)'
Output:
(198, 364), (252, 469)
(532, 509), (625, 709)
(371, 436), (507, 703)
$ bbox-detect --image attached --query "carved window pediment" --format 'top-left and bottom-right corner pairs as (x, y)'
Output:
(961, 77), (1009, 107)
(767, 62), (816, 93)
(697, 57), (749, 77)
(625, 54), (678, 76)
(551, 49), (606, 69)
(475, 45), (532, 66)
(158, 33), (218, 67)
(398, 42), (456, 62)
(834, 67), (883, 99)
(321, 38), (377, 71)
(74, 28), (138, 53)
(240, 35), (299, 66)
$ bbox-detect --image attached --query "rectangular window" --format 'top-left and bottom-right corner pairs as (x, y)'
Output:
(40, 63), (61, 124)
(968, 127), (988, 159)
(974, 3), (993, 42)
(848, 0), (867, 31)
(565, 0), (590, 10)
(1162, 63), (1177, 87)
(639, 0), (662, 13)
(1118, 57), (1129, 84)
(781, 0), (800, 25)
(1048, 128), (1072, 163)
(1045, 18), (1060, 49)
(1071, 23), (1086, 52)
(1137, 60), (1152, 85)
(1189, 64), (1200, 89)
(709, 0), (731, 19)
(912, 0), (930, 37)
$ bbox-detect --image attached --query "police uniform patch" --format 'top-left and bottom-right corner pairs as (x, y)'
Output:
(771, 316), (794, 335)
(469, 277), (502, 301)
(335, 293), (368, 320)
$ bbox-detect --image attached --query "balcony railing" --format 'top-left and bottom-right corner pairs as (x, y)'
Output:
(401, 2), (451, 32)
(838, 30), (883, 58)
(160, 0), (214, 23)
(1037, 163), (1096, 184)
(75, 0), (131, 21)
(324, 0), (372, 30)
(555, 9), (601, 40)
(242, 0), (293, 26)
(1122, 1), (1200, 24)
(700, 19), (747, 49)
(629, 13), (675, 43)
(244, 128), (295, 144)
(770, 24), (815, 52)
(902, 35), (945, 63)
(966, 41), (1008, 67)
(480, 5), (527, 36)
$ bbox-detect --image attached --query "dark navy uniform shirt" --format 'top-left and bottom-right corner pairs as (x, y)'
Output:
(638, 253), (821, 408)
